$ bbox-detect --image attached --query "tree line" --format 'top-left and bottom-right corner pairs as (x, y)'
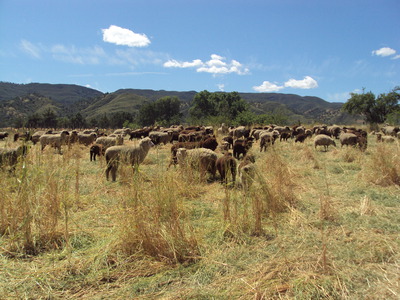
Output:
(12, 87), (400, 129)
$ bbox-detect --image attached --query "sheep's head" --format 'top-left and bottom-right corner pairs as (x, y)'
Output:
(140, 137), (154, 148)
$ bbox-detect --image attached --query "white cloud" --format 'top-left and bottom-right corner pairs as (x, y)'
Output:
(163, 59), (203, 68)
(163, 54), (249, 75)
(284, 76), (318, 89)
(253, 81), (284, 92)
(20, 39), (41, 58)
(372, 47), (396, 57)
(392, 54), (400, 60)
(217, 84), (225, 91)
(102, 25), (150, 47)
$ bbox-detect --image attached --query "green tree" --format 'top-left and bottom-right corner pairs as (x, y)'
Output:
(138, 96), (182, 126)
(342, 87), (400, 125)
(189, 91), (249, 122)
(42, 108), (58, 128)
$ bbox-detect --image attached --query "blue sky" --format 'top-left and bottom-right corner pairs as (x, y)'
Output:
(0, 0), (399, 102)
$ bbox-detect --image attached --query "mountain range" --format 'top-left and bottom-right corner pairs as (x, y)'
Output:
(0, 82), (359, 127)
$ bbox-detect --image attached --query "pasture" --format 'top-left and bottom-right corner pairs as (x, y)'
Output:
(0, 130), (399, 299)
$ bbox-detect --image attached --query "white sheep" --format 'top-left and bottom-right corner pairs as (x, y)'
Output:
(39, 131), (70, 153)
(176, 147), (217, 180)
(314, 134), (336, 151)
(77, 132), (97, 146)
(95, 135), (124, 150)
(105, 137), (154, 181)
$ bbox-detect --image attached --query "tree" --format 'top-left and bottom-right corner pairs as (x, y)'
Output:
(189, 91), (249, 123)
(342, 87), (400, 125)
(138, 96), (182, 126)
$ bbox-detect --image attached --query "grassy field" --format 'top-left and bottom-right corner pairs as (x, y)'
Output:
(0, 130), (399, 299)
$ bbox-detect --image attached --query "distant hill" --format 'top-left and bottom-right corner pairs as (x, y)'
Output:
(0, 82), (359, 127)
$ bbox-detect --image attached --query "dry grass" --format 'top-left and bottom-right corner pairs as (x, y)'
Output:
(0, 132), (399, 299)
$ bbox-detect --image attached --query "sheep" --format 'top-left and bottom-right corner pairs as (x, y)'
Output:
(259, 131), (278, 151)
(149, 131), (172, 145)
(238, 154), (256, 191)
(376, 133), (395, 143)
(77, 132), (97, 146)
(381, 126), (400, 137)
(31, 131), (46, 145)
(90, 144), (104, 161)
(95, 135), (124, 150)
(233, 137), (253, 159)
(222, 136), (233, 149)
(314, 134), (336, 151)
(176, 147), (217, 180)
(0, 132), (9, 140)
(340, 133), (368, 151)
(216, 152), (237, 185)
(39, 131), (70, 153)
(295, 133), (308, 143)
(169, 137), (218, 166)
(113, 128), (131, 137)
(0, 145), (28, 170)
(105, 137), (154, 181)
(339, 133), (359, 147)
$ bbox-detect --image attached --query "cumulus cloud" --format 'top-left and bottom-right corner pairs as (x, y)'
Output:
(253, 76), (318, 92)
(284, 76), (318, 89)
(253, 81), (284, 92)
(372, 47), (396, 57)
(217, 84), (225, 91)
(20, 39), (41, 58)
(163, 54), (249, 75)
(102, 25), (150, 47)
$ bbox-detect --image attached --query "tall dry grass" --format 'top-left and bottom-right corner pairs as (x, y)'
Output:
(363, 143), (400, 186)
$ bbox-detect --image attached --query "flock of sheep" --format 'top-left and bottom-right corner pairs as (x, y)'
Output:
(0, 124), (399, 188)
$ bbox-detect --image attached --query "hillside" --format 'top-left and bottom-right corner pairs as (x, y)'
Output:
(0, 82), (359, 127)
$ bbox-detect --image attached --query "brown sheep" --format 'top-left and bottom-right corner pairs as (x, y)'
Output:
(0, 145), (28, 170)
(90, 144), (104, 161)
(216, 152), (237, 185)
(314, 134), (336, 151)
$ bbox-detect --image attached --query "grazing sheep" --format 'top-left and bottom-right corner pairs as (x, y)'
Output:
(113, 128), (131, 137)
(295, 133), (308, 143)
(216, 152), (237, 184)
(39, 131), (70, 153)
(149, 131), (172, 145)
(0, 132), (9, 140)
(105, 137), (154, 181)
(31, 131), (46, 145)
(176, 147), (217, 180)
(90, 144), (104, 161)
(314, 134), (336, 151)
(340, 133), (368, 151)
(78, 132), (97, 146)
(0, 145), (28, 170)
(95, 135), (124, 150)
(169, 137), (218, 166)
(381, 126), (400, 137)
(233, 137), (253, 159)
(68, 130), (79, 145)
(376, 133), (395, 143)
(339, 133), (358, 147)
(259, 131), (278, 151)
(238, 154), (256, 191)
